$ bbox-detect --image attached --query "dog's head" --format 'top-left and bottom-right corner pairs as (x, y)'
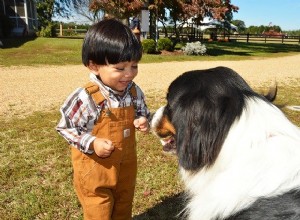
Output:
(151, 66), (277, 171)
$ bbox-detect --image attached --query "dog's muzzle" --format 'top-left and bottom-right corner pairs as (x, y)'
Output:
(160, 136), (176, 155)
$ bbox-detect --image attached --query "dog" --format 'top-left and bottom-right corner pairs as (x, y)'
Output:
(151, 66), (300, 220)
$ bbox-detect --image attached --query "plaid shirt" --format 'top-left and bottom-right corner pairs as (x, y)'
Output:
(56, 73), (150, 154)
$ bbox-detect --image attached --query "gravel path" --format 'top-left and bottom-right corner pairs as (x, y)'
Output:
(1, 54), (300, 118)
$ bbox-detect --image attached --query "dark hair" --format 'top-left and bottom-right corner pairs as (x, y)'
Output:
(82, 18), (142, 66)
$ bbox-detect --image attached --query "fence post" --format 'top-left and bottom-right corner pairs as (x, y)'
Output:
(59, 22), (63, 36)
(282, 35), (284, 43)
(247, 33), (249, 43)
(299, 36), (300, 44)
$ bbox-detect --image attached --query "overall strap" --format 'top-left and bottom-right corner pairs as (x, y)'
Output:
(84, 82), (137, 108)
(129, 82), (137, 109)
(84, 82), (105, 105)
(129, 82), (137, 97)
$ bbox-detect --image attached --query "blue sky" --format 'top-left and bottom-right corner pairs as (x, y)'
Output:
(231, 0), (300, 30)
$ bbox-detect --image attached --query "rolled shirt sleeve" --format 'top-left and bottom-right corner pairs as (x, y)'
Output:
(56, 88), (98, 154)
(134, 84), (150, 119)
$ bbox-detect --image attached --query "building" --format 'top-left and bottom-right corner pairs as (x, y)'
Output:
(0, 0), (38, 36)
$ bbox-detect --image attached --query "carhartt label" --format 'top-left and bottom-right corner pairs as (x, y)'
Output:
(123, 129), (130, 138)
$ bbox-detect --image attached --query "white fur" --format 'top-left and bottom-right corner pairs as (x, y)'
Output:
(150, 106), (165, 129)
(181, 97), (300, 220)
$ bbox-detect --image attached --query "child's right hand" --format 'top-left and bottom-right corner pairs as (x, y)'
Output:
(90, 138), (115, 158)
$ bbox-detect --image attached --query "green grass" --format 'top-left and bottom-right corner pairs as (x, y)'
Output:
(1, 37), (300, 66)
(0, 37), (83, 66)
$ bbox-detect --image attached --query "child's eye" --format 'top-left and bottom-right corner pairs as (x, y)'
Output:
(132, 66), (138, 69)
(115, 67), (124, 71)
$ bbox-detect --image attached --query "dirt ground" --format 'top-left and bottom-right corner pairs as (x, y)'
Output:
(1, 54), (300, 119)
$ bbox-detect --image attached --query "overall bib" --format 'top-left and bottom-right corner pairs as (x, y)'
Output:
(71, 83), (137, 220)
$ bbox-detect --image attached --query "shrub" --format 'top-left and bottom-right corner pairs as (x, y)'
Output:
(38, 23), (57, 37)
(182, 41), (207, 55)
(142, 39), (156, 54)
(157, 38), (173, 52)
(63, 28), (78, 37)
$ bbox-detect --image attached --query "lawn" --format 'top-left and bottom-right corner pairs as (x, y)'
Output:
(0, 37), (299, 219)
(1, 37), (300, 66)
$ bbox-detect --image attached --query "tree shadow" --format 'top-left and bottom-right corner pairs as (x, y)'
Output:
(0, 36), (37, 49)
(207, 41), (300, 57)
(133, 193), (186, 220)
(207, 48), (251, 56)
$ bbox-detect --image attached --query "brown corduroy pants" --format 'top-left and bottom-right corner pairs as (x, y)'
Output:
(71, 105), (137, 220)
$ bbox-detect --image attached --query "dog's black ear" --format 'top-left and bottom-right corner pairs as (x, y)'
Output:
(173, 92), (243, 171)
(167, 67), (255, 171)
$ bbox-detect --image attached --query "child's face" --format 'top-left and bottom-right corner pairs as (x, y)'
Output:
(92, 61), (138, 92)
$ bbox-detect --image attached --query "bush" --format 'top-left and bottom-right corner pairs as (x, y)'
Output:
(63, 28), (78, 37)
(182, 41), (207, 55)
(157, 38), (173, 52)
(141, 39), (156, 54)
(38, 23), (57, 37)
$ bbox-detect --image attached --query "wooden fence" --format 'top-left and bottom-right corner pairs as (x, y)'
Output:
(227, 33), (300, 44)
(176, 32), (300, 44)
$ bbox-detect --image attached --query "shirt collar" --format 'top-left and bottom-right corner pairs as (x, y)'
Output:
(89, 73), (132, 99)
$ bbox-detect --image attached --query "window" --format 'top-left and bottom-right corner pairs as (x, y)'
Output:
(3, 0), (38, 32)
(16, 0), (25, 17)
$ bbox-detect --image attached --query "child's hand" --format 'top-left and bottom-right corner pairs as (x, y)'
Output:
(133, 116), (149, 133)
(91, 138), (115, 158)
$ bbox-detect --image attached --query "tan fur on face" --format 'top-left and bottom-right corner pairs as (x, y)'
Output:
(154, 116), (176, 138)
(151, 106), (176, 139)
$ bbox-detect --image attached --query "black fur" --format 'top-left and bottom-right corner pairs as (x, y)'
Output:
(226, 189), (300, 220)
(165, 66), (267, 171)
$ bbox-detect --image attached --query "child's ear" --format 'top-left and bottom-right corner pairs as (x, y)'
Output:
(88, 61), (99, 72)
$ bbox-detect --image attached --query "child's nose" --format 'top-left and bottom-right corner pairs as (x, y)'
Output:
(124, 69), (135, 77)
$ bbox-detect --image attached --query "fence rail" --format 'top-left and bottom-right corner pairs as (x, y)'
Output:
(176, 32), (300, 44)
(228, 34), (300, 44)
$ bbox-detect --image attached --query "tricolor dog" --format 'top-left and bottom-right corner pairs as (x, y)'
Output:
(151, 66), (300, 220)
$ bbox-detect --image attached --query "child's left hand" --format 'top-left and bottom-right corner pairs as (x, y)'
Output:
(133, 116), (149, 133)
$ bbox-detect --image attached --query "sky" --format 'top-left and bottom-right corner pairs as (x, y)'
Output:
(231, 0), (300, 30)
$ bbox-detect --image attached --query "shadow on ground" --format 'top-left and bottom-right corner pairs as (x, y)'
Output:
(0, 36), (37, 48)
(133, 193), (185, 220)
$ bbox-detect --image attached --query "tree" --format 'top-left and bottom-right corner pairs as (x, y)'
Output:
(35, 0), (72, 28)
(89, 0), (238, 47)
(72, 0), (104, 23)
(148, 0), (239, 47)
(231, 19), (246, 33)
(89, 0), (145, 21)
(246, 25), (282, 35)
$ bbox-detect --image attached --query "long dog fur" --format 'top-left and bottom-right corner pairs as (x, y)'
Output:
(151, 66), (300, 220)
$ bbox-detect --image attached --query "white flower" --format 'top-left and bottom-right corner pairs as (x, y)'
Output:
(182, 41), (207, 55)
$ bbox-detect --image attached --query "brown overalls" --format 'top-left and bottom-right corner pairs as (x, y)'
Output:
(71, 83), (137, 220)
